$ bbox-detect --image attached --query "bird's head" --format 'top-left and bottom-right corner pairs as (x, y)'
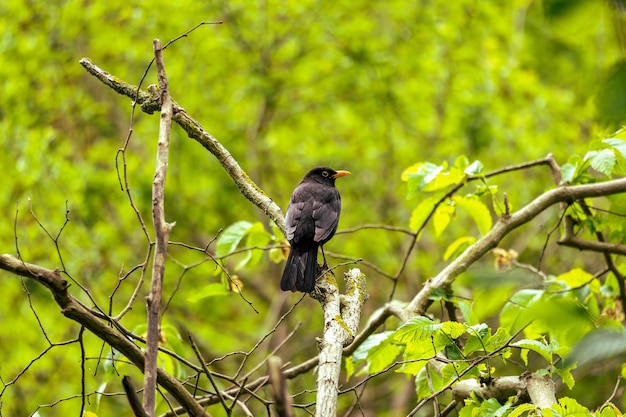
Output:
(304, 166), (351, 186)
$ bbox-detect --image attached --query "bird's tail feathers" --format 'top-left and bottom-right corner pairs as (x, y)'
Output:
(280, 245), (318, 292)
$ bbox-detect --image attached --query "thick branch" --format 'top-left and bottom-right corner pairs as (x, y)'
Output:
(79, 58), (285, 234)
(406, 177), (626, 317)
(314, 268), (366, 417)
(0, 254), (206, 416)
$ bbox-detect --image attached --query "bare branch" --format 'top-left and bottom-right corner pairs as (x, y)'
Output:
(143, 38), (177, 417)
(79, 58), (286, 235)
(0, 253), (207, 416)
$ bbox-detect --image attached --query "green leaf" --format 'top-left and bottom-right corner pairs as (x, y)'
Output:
(549, 397), (589, 416)
(239, 222), (272, 269)
(216, 221), (254, 257)
(415, 364), (444, 399)
(555, 362), (577, 390)
(409, 194), (443, 233)
(453, 195), (492, 235)
(556, 268), (594, 289)
(344, 356), (355, 380)
(499, 289), (544, 335)
(584, 149), (616, 177)
(509, 403), (538, 417)
(444, 236), (476, 261)
(424, 167), (466, 192)
(560, 163), (577, 184)
(464, 323), (490, 355)
(598, 403), (623, 417)
(457, 300), (480, 326)
(441, 321), (467, 339)
(394, 316), (442, 343)
(512, 339), (552, 365)
(352, 331), (401, 374)
(464, 160), (484, 175)
(406, 162), (444, 197)
(603, 138), (626, 158)
(188, 283), (229, 302)
(433, 202), (455, 236)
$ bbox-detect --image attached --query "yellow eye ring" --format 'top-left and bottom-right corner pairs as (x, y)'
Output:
(322, 171), (329, 177)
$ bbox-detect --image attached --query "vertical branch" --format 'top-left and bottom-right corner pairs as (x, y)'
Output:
(315, 268), (366, 417)
(144, 38), (175, 416)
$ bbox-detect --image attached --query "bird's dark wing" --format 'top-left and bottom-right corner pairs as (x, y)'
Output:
(312, 187), (341, 244)
(284, 184), (316, 245)
(284, 200), (303, 242)
(285, 181), (341, 245)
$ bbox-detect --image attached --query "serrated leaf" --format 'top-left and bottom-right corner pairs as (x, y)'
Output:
(216, 221), (254, 257)
(599, 403), (623, 417)
(585, 149), (616, 177)
(604, 138), (626, 158)
(512, 339), (552, 364)
(394, 316), (442, 343)
(453, 195), (493, 235)
(443, 236), (476, 261)
(464, 160), (484, 175)
(441, 321), (467, 338)
(549, 397), (589, 415)
(555, 363), (577, 390)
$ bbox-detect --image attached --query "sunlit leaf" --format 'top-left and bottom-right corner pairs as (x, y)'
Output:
(406, 162), (444, 197)
(556, 268), (594, 289)
(453, 195), (493, 235)
(441, 321), (467, 338)
(604, 138), (626, 158)
(444, 236), (476, 261)
(548, 397), (589, 416)
(584, 149), (616, 177)
(433, 202), (455, 236)
(394, 316), (442, 343)
(508, 403), (538, 417)
(512, 339), (552, 365)
(409, 195), (443, 234)
(464, 160), (484, 175)
(216, 221), (254, 257)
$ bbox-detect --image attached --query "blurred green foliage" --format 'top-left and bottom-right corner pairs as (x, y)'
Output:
(1, 0), (626, 415)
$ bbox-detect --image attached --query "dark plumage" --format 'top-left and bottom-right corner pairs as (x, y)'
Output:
(280, 167), (351, 292)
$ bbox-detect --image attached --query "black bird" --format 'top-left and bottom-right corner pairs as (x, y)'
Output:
(280, 167), (351, 292)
